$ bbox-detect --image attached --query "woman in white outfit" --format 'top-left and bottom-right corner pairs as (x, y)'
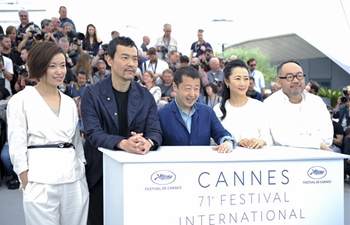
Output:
(7, 41), (89, 225)
(213, 59), (272, 149)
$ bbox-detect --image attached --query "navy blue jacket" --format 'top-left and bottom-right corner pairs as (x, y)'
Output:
(158, 100), (232, 146)
(81, 75), (162, 189)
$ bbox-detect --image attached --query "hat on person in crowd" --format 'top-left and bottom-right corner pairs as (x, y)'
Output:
(148, 47), (157, 55)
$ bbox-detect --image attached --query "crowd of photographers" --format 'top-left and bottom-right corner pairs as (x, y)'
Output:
(0, 6), (350, 191)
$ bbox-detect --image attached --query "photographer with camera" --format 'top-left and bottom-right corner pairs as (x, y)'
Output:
(333, 88), (350, 132)
(17, 25), (43, 52)
(142, 47), (169, 85)
(17, 46), (37, 90)
(38, 19), (58, 44)
(16, 9), (40, 39)
(155, 24), (178, 62)
(189, 29), (212, 62)
(62, 22), (84, 56)
(199, 47), (215, 72)
(1, 34), (23, 94)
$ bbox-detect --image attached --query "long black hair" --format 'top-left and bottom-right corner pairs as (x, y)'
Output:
(219, 59), (250, 120)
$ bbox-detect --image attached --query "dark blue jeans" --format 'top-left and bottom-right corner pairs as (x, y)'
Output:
(0, 144), (16, 176)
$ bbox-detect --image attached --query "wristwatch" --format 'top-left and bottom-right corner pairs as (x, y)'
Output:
(147, 139), (154, 148)
(1, 68), (5, 71)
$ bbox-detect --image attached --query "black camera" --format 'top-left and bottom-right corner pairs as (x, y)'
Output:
(67, 31), (85, 44)
(17, 64), (29, 77)
(27, 29), (37, 40)
(160, 46), (168, 60)
(341, 96), (349, 104)
(68, 50), (78, 58)
(101, 43), (108, 52)
(200, 55), (211, 68)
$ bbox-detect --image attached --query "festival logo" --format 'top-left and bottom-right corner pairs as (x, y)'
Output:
(307, 166), (327, 179)
(151, 170), (176, 185)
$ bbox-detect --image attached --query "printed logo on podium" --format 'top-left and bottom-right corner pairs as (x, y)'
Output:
(307, 166), (327, 179)
(151, 170), (176, 185)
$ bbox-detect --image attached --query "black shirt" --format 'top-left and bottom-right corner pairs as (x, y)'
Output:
(333, 120), (344, 147)
(113, 87), (129, 138)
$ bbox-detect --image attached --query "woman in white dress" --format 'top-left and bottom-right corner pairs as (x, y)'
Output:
(143, 70), (161, 106)
(7, 42), (89, 225)
(213, 59), (272, 149)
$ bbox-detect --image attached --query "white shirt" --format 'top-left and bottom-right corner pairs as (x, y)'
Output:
(263, 90), (333, 149)
(7, 86), (85, 184)
(2, 55), (13, 95)
(213, 98), (271, 144)
(250, 70), (265, 93)
(149, 85), (161, 105)
(142, 59), (169, 85)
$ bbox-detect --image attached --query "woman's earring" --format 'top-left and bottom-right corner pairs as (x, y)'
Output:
(226, 83), (229, 88)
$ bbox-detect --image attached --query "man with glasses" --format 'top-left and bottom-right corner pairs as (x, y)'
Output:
(263, 59), (333, 151)
(17, 9), (40, 36)
(247, 58), (265, 95)
(51, 17), (64, 39)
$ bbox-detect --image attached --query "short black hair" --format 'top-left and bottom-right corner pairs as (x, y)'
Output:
(106, 36), (138, 59)
(276, 59), (301, 76)
(180, 55), (189, 64)
(247, 58), (256, 65)
(173, 66), (200, 87)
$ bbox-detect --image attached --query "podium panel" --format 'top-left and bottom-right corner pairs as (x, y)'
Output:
(100, 146), (347, 225)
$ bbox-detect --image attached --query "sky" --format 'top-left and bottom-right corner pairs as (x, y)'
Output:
(0, 0), (349, 71)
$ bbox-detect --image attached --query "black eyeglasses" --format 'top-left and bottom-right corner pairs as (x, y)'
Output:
(278, 73), (305, 82)
(250, 64), (256, 67)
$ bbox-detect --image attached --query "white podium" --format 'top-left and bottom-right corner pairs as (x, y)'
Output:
(99, 146), (348, 225)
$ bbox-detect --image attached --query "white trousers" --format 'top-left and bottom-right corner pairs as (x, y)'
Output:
(23, 177), (89, 225)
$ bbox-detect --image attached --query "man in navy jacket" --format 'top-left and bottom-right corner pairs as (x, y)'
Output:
(158, 66), (235, 152)
(81, 37), (162, 225)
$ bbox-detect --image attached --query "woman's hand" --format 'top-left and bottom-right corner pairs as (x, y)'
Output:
(238, 138), (265, 149)
(19, 170), (29, 190)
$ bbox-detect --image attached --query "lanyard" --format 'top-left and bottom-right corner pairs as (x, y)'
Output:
(148, 60), (158, 74)
(163, 36), (171, 48)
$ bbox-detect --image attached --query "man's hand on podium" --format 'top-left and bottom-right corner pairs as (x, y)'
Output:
(116, 132), (151, 155)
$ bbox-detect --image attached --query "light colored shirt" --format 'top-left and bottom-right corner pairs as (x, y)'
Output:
(174, 99), (235, 146)
(250, 70), (265, 93)
(213, 98), (272, 145)
(142, 59), (169, 85)
(174, 98), (196, 133)
(2, 55), (13, 95)
(7, 86), (85, 184)
(263, 89), (333, 149)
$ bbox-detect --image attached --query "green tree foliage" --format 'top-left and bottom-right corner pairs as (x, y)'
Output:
(318, 87), (343, 108)
(216, 47), (277, 89)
